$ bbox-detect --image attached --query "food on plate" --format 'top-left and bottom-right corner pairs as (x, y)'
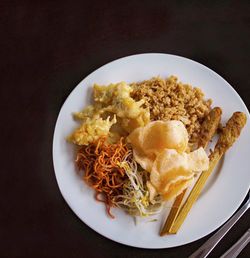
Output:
(161, 107), (222, 235)
(150, 147), (208, 201)
(131, 76), (212, 146)
(113, 152), (163, 217)
(197, 107), (223, 148)
(165, 112), (247, 234)
(75, 137), (129, 218)
(128, 120), (209, 200)
(67, 75), (246, 232)
(75, 136), (162, 217)
(71, 82), (150, 140)
(68, 116), (117, 145)
(127, 120), (189, 171)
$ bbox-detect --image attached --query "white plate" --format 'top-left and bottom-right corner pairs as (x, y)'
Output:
(53, 53), (250, 248)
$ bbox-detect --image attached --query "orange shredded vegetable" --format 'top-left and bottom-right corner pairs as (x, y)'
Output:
(75, 137), (129, 218)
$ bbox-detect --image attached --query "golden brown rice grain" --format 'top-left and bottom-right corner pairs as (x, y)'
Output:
(130, 76), (212, 144)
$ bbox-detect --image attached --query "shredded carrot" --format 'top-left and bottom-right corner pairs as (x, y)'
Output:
(75, 137), (129, 218)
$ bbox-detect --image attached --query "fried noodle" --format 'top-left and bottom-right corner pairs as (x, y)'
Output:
(75, 137), (129, 218)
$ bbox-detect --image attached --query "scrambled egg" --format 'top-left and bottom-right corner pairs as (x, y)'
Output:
(127, 120), (209, 200)
(93, 82), (150, 133)
(68, 82), (150, 145)
(68, 116), (116, 145)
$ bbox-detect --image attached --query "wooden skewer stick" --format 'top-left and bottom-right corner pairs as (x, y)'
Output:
(160, 107), (222, 236)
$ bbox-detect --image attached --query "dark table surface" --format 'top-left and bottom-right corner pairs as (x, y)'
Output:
(1, 0), (250, 257)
